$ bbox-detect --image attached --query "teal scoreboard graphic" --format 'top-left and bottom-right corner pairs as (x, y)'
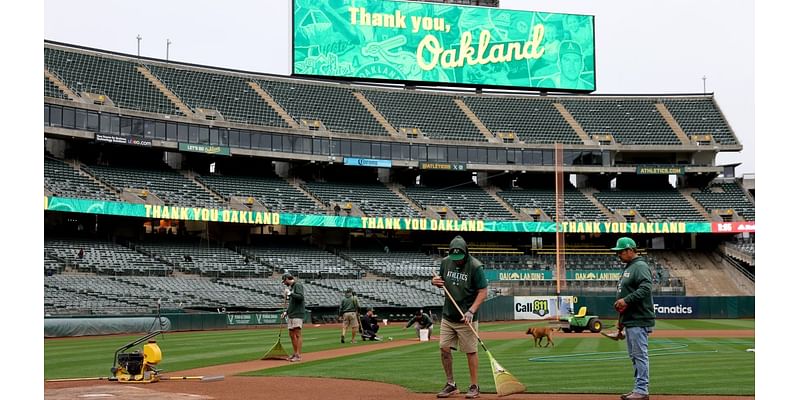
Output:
(292, 0), (595, 92)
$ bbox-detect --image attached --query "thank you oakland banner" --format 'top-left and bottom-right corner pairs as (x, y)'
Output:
(45, 196), (745, 233)
(293, 0), (595, 91)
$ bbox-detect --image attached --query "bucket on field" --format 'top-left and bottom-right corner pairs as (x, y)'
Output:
(382, 319), (388, 326)
(419, 328), (430, 342)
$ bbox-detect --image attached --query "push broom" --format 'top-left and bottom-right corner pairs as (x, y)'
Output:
(436, 275), (526, 397)
(261, 292), (290, 360)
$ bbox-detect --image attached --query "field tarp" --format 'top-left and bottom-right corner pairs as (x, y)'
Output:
(44, 316), (171, 337)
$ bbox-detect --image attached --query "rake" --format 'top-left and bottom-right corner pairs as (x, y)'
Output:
(261, 293), (290, 360)
(601, 311), (626, 341)
(437, 276), (526, 397)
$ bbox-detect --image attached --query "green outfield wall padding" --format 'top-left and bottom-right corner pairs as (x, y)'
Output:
(479, 296), (754, 321)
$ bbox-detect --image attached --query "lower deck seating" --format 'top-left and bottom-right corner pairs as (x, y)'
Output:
(310, 279), (442, 308)
(114, 276), (281, 308)
(197, 174), (321, 214)
(85, 164), (223, 208)
(302, 181), (420, 218)
(594, 189), (706, 221)
(402, 185), (515, 220)
(45, 275), (171, 315)
(340, 249), (438, 278)
(498, 187), (605, 221)
(242, 244), (361, 278)
(45, 157), (118, 201)
(45, 238), (172, 275)
(692, 182), (755, 220)
(134, 242), (265, 276)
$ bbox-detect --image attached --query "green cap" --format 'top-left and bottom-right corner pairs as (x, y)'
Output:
(281, 272), (293, 281)
(448, 247), (466, 261)
(611, 237), (637, 251)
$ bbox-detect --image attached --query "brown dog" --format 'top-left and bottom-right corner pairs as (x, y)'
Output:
(526, 327), (555, 348)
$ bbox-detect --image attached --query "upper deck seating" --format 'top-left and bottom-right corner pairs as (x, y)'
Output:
(561, 98), (679, 145)
(260, 79), (388, 136)
(45, 46), (181, 116)
(463, 96), (581, 144)
(361, 89), (485, 142)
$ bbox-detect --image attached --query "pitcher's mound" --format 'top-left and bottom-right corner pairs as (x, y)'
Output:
(46, 384), (211, 400)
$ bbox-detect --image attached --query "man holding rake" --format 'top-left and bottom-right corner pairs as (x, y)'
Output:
(431, 236), (488, 399)
(610, 237), (656, 400)
(281, 272), (306, 362)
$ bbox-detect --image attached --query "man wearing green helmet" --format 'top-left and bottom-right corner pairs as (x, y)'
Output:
(611, 237), (655, 400)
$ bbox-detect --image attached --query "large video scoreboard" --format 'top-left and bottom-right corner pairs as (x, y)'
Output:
(293, 0), (595, 92)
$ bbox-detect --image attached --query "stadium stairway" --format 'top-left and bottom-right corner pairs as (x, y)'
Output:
(350, 91), (403, 139)
(679, 188), (714, 221)
(452, 98), (497, 143)
(579, 187), (620, 221)
(287, 177), (329, 210)
(552, 102), (593, 144)
(384, 182), (434, 218)
(485, 186), (531, 221)
(248, 81), (301, 129)
(44, 69), (79, 100)
(180, 170), (228, 206)
(136, 65), (193, 117)
(73, 160), (120, 199)
(654, 102), (692, 145)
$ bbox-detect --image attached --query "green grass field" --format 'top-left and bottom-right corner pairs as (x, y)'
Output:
(45, 319), (754, 395)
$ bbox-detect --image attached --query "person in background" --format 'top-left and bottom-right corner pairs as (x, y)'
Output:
(338, 288), (360, 344)
(405, 309), (434, 339)
(360, 307), (381, 341)
(281, 272), (306, 362)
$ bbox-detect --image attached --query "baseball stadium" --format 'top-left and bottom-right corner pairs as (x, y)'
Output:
(43, 1), (755, 399)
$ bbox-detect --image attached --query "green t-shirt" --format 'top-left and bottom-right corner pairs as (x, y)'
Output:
(439, 256), (488, 323)
(616, 256), (656, 328)
(338, 295), (359, 315)
(406, 313), (433, 329)
(285, 281), (306, 319)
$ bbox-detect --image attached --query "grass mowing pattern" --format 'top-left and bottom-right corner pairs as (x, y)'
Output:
(44, 325), (423, 379)
(246, 336), (754, 395)
(45, 319), (754, 395)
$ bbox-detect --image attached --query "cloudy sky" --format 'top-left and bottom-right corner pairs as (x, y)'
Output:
(44, 0), (753, 174)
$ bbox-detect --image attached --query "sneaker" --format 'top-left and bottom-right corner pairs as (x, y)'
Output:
(625, 393), (648, 400)
(620, 392), (633, 400)
(436, 383), (459, 398)
(285, 354), (297, 362)
(465, 384), (480, 399)
(351, 340), (356, 344)
(341, 335), (345, 344)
